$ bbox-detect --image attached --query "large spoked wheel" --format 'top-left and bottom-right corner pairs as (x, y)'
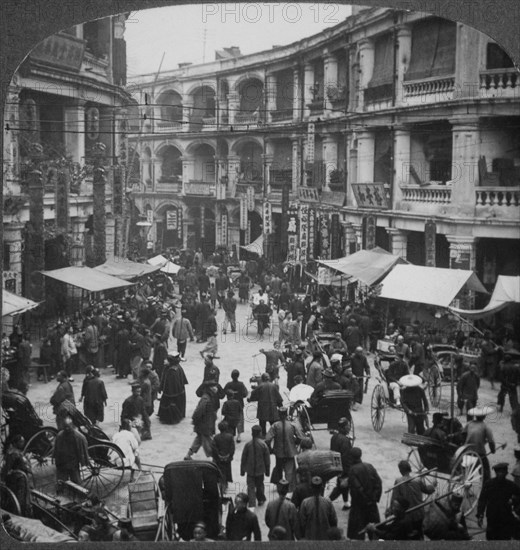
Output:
(427, 364), (442, 407)
(371, 384), (386, 432)
(407, 448), (445, 498)
(81, 443), (125, 499)
(24, 428), (58, 492)
(0, 482), (22, 515)
(449, 448), (484, 516)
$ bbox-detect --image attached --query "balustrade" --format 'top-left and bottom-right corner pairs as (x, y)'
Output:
(401, 185), (452, 204)
(475, 186), (520, 207)
(403, 76), (455, 99)
(156, 121), (183, 132)
(479, 69), (518, 97)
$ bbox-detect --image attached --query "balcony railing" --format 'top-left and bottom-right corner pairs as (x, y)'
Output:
(202, 116), (217, 131)
(235, 113), (261, 126)
(156, 121), (183, 132)
(184, 181), (215, 196)
(401, 185), (452, 204)
(479, 68), (519, 98)
(402, 76), (455, 103)
(476, 186), (520, 207)
(271, 109), (293, 122)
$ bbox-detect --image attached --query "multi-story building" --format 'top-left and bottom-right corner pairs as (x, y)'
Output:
(129, 7), (519, 301)
(3, 14), (132, 304)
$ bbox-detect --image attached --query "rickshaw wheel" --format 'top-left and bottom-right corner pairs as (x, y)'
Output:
(370, 385), (386, 432)
(407, 448), (445, 498)
(81, 443), (125, 499)
(0, 482), (22, 515)
(24, 428), (58, 492)
(426, 365), (442, 407)
(449, 448), (484, 516)
(297, 405), (316, 449)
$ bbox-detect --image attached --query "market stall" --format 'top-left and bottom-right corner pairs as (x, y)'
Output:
(147, 254), (182, 275)
(93, 257), (161, 280)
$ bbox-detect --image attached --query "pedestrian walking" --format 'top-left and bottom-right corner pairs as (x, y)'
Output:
(265, 406), (304, 491)
(291, 468), (314, 511)
(350, 347), (370, 406)
(248, 373), (283, 436)
(306, 351), (324, 389)
(50, 370), (77, 430)
(171, 309), (194, 361)
(240, 425), (271, 507)
(184, 380), (219, 460)
(222, 290), (237, 334)
(299, 476), (338, 540)
(61, 325), (78, 381)
(211, 420), (235, 493)
(80, 368), (107, 425)
(457, 362), (480, 414)
(260, 341), (284, 383)
(265, 479), (300, 540)
(286, 350), (306, 390)
(223, 369), (248, 443)
(497, 352), (520, 412)
(347, 447), (383, 540)
(121, 381), (152, 441)
(400, 374), (429, 435)
(221, 390), (242, 437)
(225, 493), (262, 541)
(463, 406), (496, 482)
(83, 317), (100, 369)
(328, 417), (354, 510)
(158, 353), (188, 424)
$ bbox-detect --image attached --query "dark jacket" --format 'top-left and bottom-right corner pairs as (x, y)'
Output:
(240, 437), (270, 477)
(192, 392), (217, 436)
(249, 381), (283, 422)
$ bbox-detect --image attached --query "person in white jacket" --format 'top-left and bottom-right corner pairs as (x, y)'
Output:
(61, 325), (77, 382)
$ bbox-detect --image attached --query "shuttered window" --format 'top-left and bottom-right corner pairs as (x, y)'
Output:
(368, 33), (394, 87)
(405, 18), (456, 81)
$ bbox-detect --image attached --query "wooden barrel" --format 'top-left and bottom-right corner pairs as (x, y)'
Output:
(295, 450), (343, 481)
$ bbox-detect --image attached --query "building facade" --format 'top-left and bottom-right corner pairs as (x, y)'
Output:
(131, 9), (517, 298)
(3, 14), (132, 304)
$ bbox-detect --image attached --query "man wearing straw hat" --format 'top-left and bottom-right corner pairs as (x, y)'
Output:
(462, 406), (496, 482)
(399, 374), (429, 435)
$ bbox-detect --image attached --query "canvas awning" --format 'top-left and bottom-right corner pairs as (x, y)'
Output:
(317, 247), (405, 287)
(41, 266), (133, 292)
(379, 265), (488, 308)
(147, 254), (182, 274)
(240, 234), (264, 256)
(449, 275), (520, 319)
(93, 258), (160, 280)
(2, 290), (40, 317)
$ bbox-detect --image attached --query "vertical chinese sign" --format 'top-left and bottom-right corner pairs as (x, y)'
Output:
(363, 214), (376, 250)
(221, 210), (228, 246)
(247, 186), (255, 211)
(299, 204), (309, 263)
(319, 213), (331, 260)
(424, 219), (436, 267)
(280, 185), (290, 258)
(308, 209), (316, 260)
(240, 197), (248, 230)
(330, 213), (341, 259)
(286, 204), (299, 263)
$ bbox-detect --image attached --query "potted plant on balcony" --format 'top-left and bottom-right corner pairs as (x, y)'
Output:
(329, 169), (343, 184)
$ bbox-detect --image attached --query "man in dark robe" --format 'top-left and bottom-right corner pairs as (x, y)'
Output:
(81, 368), (107, 425)
(248, 373), (283, 436)
(121, 382), (151, 440)
(158, 353), (189, 424)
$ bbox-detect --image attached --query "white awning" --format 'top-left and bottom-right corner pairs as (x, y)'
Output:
(240, 234), (264, 256)
(317, 247), (405, 287)
(2, 290), (40, 317)
(379, 265), (488, 308)
(41, 266), (133, 292)
(94, 257), (161, 279)
(147, 254), (168, 266)
(449, 275), (520, 319)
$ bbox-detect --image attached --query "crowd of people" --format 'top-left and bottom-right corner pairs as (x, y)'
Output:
(1, 249), (520, 542)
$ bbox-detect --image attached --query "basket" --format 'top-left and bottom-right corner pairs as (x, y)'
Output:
(295, 450), (342, 482)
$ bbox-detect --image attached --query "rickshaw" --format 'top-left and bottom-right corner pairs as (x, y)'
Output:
(288, 384), (355, 448)
(245, 293), (274, 336)
(1, 388), (126, 499)
(156, 461), (227, 541)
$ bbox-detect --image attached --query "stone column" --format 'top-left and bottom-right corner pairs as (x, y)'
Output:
(446, 235), (477, 307)
(357, 38), (374, 112)
(303, 63), (314, 118)
(4, 85), (21, 189)
(351, 223), (363, 252)
(71, 216), (89, 266)
(292, 66), (301, 121)
(93, 166), (107, 266)
(105, 214), (116, 260)
(182, 99), (193, 132)
(266, 73), (277, 123)
(342, 223), (356, 256)
(324, 51), (338, 116)
(323, 135), (338, 191)
(357, 130), (375, 182)
(393, 126), (411, 208)
(3, 222), (24, 293)
(395, 25), (412, 106)
(450, 117), (480, 216)
(26, 169), (45, 302)
(227, 155), (241, 188)
(227, 91), (239, 125)
(455, 25), (482, 100)
(263, 146), (274, 194)
(386, 227), (408, 259)
(291, 137), (300, 192)
(346, 133), (357, 205)
(63, 101), (86, 165)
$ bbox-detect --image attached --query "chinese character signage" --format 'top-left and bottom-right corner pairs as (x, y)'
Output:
(262, 201), (272, 235)
(363, 214), (376, 250)
(425, 219), (436, 267)
(30, 33), (86, 71)
(299, 204), (309, 263)
(113, 166), (123, 216)
(308, 209), (315, 259)
(55, 169), (69, 230)
(166, 209), (178, 230)
(146, 209), (153, 224)
(307, 123), (315, 163)
(286, 204), (299, 263)
(298, 187), (320, 203)
(240, 197), (248, 230)
(320, 213), (330, 259)
(247, 186), (255, 211)
(352, 183), (389, 209)
(281, 185), (290, 255)
(330, 213), (341, 259)
(221, 210), (228, 245)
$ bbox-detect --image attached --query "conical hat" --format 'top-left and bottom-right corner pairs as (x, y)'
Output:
(399, 374), (423, 387)
(467, 405), (495, 417)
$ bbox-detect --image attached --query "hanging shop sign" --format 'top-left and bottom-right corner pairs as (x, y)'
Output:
(200, 207), (205, 239)
(298, 187), (320, 203)
(307, 122), (315, 163)
(308, 208), (316, 260)
(247, 186), (255, 211)
(146, 209), (154, 224)
(286, 204), (299, 263)
(363, 214), (376, 250)
(425, 219), (436, 267)
(352, 183), (389, 209)
(330, 213), (341, 259)
(320, 212), (331, 259)
(221, 210), (228, 246)
(262, 201), (272, 235)
(240, 197), (248, 230)
(299, 204), (309, 263)
(166, 208), (178, 230)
